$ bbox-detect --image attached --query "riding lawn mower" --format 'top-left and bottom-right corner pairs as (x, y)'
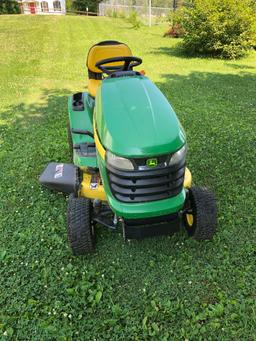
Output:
(39, 41), (217, 255)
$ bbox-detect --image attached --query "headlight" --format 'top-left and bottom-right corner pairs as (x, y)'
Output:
(169, 144), (187, 166)
(106, 151), (134, 170)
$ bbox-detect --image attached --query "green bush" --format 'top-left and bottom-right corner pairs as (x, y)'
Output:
(66, 0), (73, 12)
(165, 9), (185, 38)
(117, 10), (126, 19)
(106, 9), (126, 19)
(73, 0), (102, 13)
(127, 10), (142, 29)
(0, 0), (20, 14)
(178, 0), (256, 59)
(112, 10), (118, 18)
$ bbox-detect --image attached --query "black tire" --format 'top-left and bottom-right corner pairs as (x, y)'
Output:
(67, 194), (94, 255)
(183, 186), (217, 240)
(67, 122), (73, 159)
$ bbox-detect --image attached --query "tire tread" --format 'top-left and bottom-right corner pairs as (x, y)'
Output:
(67, 194), (94, 255)
(186, 186), (217, 240)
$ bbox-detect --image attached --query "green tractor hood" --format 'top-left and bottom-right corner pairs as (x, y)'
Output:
(95, 75), (186, 157)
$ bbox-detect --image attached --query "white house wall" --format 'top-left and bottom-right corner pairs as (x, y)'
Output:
(21, 0), (66, 14)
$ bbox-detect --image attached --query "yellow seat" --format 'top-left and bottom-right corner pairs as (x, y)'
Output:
(86, 41), (132, 97)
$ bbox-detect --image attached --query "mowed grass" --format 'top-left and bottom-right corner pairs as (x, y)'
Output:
(0, 14), (256, 340)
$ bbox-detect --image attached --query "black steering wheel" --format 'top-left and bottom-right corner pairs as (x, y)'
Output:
(95, 56), (142, 75)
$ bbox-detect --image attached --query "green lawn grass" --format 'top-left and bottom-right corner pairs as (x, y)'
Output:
(0, 15), (256, 340)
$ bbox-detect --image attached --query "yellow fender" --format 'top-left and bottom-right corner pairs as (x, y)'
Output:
(79, 172), (107, 201)
(184, 167), (192, 189)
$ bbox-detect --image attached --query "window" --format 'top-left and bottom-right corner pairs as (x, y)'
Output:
(41, 1), (49, 12)
(53, 0), (61, 11)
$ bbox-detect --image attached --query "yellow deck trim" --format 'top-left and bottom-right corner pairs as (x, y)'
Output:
(186, 214), (194, 227)
(93, 121), (106, 160)
(79, 172), (107, 201)
(184, 167), (192, 189)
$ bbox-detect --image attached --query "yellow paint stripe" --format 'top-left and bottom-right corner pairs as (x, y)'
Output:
(93, 120), (106, 160)
(184, 167), (192, 189)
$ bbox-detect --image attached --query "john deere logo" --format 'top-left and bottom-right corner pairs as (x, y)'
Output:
(146, 158), (158, 168)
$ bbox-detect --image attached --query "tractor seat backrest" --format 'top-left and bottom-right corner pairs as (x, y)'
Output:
(86, 41), (132, 97)
(87, 40), (132, 74)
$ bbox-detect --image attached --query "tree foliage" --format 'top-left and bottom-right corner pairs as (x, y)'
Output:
(66, 0), (73, 11)
(0, 0), (20, 14)
(72, 0), (102, 12)
(176, 0), (256, 59)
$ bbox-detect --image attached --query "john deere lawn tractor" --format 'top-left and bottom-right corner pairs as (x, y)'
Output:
(39, 41), (217, 255)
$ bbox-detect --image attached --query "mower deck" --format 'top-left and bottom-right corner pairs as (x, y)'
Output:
(123, 213), (180, 239)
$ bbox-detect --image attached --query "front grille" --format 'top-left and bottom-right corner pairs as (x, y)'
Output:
(107, 161), (185, 203)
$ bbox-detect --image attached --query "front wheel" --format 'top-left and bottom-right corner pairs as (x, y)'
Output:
(183, 186), (217, 240)
(67, 194), (94, 255)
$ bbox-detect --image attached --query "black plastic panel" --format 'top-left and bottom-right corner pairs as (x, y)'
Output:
(39, 162), (79, 194)
(124, 213), (180, 239)
(107, 161), (185, 203)
(72, 93), (84, 111)
(74, 143), (96, 157)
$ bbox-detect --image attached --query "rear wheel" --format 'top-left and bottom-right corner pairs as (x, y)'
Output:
(67, 194), (94, 255)
(183, 186), (217, 240)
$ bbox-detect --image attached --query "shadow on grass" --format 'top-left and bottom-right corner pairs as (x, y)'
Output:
(0, 88), (78, 188)
(153, 44), (256, 63)
(152, 44), (191, 59)
(224, 63), (256, 70)
(0, 89), (71, 132)
(0, 86), (87, 132)
(152, 43), (222, 59)
(156, 71), (256, 111)
(155, 71), (256, 227)
(1, 80), (256, 341)
(1, 73), (255, 254)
